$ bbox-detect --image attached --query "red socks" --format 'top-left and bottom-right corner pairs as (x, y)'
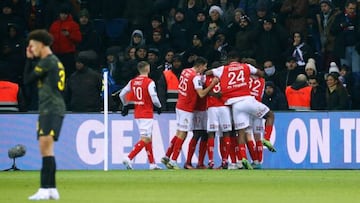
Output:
(145, 142), (155, 164)
(186, 138), (197, 164)
(229, 136), (237, 163)
(264, 125), (273, 141)
(207, 137), (214, 162)
(165, 135), (178, 157)
(171, 137), (185, 161)
(256, 140), (263, 162)
(128, 140), (145, 160)
(246, 140), (257, 162)
(198, 140), (207, 166)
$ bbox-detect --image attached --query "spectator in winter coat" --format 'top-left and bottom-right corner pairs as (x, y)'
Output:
(49, 5), (82, 78)
(262, 81), (288, 111)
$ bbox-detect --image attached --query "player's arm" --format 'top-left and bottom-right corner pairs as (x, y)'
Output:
(248, 64), (265, 78)
(195, 76), (219, 98)
(119, 82), (131, 105)
(148, 81), (161, 108)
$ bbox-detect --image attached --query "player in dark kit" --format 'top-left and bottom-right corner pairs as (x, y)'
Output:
(24, 29), (66, 200)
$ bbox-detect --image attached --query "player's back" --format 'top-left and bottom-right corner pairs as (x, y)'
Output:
(249, 76), (265, 102)
(131, 75), (154, 118)
(219, 62), (251, 102)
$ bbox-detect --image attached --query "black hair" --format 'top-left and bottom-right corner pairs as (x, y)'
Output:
(194, 56), (207, 66)
(27, 29), (53, 46)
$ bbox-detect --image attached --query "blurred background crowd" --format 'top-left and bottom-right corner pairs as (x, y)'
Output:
(0, 0), (359, 112)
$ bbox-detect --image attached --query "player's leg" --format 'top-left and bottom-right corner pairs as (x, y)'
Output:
(29, 115), (63, 200)
(232, 102), (253, 170)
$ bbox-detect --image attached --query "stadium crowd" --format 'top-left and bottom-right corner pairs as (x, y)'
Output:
(0, 0), (359, 112)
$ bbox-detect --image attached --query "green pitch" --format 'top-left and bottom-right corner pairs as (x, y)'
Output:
(0, 170), (359, 203)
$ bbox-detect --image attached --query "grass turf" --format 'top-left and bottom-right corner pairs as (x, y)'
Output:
(0, 170), (359, 203)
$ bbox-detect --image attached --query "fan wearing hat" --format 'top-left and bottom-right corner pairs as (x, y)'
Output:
(77, 9), (102, 54)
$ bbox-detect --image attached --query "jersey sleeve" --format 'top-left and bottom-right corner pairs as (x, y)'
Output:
(193, 75), (203, 90)
(211, 66), (224, 78)
(248, 64), (258, 74)
(148, 81), (161, 108)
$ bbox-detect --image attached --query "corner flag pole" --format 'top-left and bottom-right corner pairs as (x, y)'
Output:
(103, 70), (109, 171)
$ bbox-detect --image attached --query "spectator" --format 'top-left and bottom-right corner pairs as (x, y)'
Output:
(0, 23), (26, 84)
(202, 5), (225, 33)
(206, 29), (230, 64)
(318, 0), (341, 72)
(331, 0), (360, 109)
(183, 0), (202, 23)
(254, 0), (272, 25)
(193, 9), (207, 35)
(147, 47), (163, 82)
(162, 49), (175, 71)
(304, 58), (317, 78)
(262, 81), (288, 111)
(184, 32), (207, 67)
(285, 74), (312, 111)
(157, 54), (184, 111)
(147, 28), (171, 59)
(24, 0), (45, 31)
(129, 29), (146, 47)
(237, 0), (258, 21)
(254, 16), (289, 69)
(49, 5), (82, 78)
(263, 59), (282, 88)
(145, 14), (170, 43)
(219, 0), (235, 25)
(124, 45), (137, 62)
(226, 8), (245, 45)
(325, 72), (350, 110)
(285, 31), (315, 72)
(43, 0), (77, 29)
(308, 75), (326, 110)
(328, 61), (339, 74)
(235, 15), (256, 59)
(276, 56), (302, 92)
(280, 0), (309, 35)
(65, 51), (102, 112)
(170, 8), (192, 52)
(331, 0), (360, 74)
(0, 1), (25, 38)
(76, 9), (103, 55)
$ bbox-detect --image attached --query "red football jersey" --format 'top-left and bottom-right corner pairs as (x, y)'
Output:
(212, 62), (253, 103)
(249, 75), (265, 102)
(130, 75), (154, 119)
(205, 75), (224, 108)
(176, 68), (202, 112)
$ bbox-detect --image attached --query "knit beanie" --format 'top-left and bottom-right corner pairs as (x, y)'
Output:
(209, 5), (223, 16)
(329, 62), (340, 73)
(305, 58), (317, 74)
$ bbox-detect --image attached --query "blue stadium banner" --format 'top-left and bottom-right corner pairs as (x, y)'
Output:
(0, 112), (359, 170)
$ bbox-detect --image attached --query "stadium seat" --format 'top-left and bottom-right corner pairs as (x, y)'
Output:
(105, 18), (128, 45)
(93, 18), (106, 36)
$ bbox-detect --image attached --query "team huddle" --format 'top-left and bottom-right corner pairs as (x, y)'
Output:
(120, 51), (276, 170)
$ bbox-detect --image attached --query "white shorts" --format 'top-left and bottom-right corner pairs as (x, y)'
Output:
(251, 116), (264, 134)
(176, 108), (194, 132)
(232, 96), (269, 130)
(207, 106), (232, 133)
(193, 110), (207, 130)
(135, 119), (153, 137)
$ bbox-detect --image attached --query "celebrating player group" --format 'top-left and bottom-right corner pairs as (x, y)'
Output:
(122, 51), (276, 170)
